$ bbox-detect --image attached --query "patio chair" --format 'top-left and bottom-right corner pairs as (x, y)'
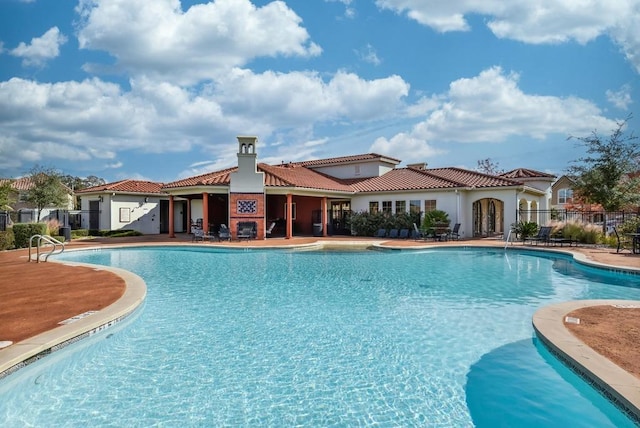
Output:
(374, 228), (387, 238)
(388, 229), (399, 239)
(237, 226), (254, 241)
(613, 227), (631, 253)
(191, 227), (204, 242)
(265, 222), (276, 237)
(524, 226), (551, 246)
(399, 228), (409, 239)
(449, 223), (461, 240)
(218, 224), (231, 241)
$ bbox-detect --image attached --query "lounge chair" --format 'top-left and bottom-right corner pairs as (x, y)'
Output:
(412, 223), (424, 240)
(399, 228), (409, 239)
(374, 228), (387, 238)
(524, 226), (551, 246)
(449, 223), (461, 240)
(265, 222), (276, 237)
(218, 224), (231, 241)
(388, 228), (399, 239)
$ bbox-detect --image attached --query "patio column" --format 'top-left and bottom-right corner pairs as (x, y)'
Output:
(187, 198), (192, 231)
(321, 197), (328, 237)
(202, 192), (209, 234)
(286, 193), (293, 239)
(169, 195), (175, 238)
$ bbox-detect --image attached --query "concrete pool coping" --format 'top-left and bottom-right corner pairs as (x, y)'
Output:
(0, 262), (146, 378)
(1, 239), (639, 422)
(533, 300), (640, 424)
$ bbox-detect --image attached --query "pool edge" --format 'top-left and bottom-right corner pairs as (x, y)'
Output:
(533, 300), (640, 425)
(0, 262), (147, 379)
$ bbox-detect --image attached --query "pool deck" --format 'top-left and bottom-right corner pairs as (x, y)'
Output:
(1, 234), (639, 419)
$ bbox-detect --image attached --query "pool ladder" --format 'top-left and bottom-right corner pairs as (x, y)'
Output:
(28, 234), (65, 263)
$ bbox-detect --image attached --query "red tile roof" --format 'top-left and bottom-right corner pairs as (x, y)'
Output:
(160, 152), (531, 195)
(77, 179), (165, 194)
(294, 153), (401, 168)
(500, 168), (555, 179)
(427, 167), (521, 188)
(349, 167), (521, 192)
(0, 176), (73, 193)
(259, 163), (354, 192)
(162, 167), (235, 189)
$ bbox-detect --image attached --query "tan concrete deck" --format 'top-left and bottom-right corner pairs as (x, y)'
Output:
(1, 234), (639, 418)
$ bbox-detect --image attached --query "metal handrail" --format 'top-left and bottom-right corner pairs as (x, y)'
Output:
(28, 234), (65, 263)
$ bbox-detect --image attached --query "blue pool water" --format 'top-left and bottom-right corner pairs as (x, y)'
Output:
(1, 247), (640, 427)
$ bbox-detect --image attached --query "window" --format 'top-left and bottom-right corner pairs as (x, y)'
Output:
(424, 200), (437, 212)
(369, 201), (379, 214)
(382, 201), (392, 214)
(558, 188), (573, 205)
(119, 207), (131, 222)
(283, 202), (297, 220)
(355, 165), (361, 176)
(395, 200), (406, 214)
(409, 200), (420, 215)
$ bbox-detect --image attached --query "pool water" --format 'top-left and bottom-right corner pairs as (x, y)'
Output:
(1, 247), (639, 427)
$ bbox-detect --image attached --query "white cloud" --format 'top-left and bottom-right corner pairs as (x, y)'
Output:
(75, 0), (322, 85)
(0, 66), (410, 177)
(356, 44), (381, 65)
(606, 84), (633, 110)
(371, 66), (618, 163)
(9, 27), (67, 67)
(375, 0), (640, 72)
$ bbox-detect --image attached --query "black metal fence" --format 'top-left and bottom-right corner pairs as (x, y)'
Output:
(516, 209), (640, 234)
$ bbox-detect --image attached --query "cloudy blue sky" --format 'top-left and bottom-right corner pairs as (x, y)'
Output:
(0, 0), (637, 183)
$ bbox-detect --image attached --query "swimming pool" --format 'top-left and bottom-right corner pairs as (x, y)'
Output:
(1, 247), (639, 426)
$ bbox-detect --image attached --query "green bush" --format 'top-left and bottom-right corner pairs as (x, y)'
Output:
(0, 228), (15, 250)
(71, 229), (89, 238)
(348, 212), (422, 237)
(511, 221), (538, 241)
(12, 223), (47, 248)
(421, 210), (450, 229)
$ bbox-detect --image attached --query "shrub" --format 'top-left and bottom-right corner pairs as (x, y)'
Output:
(45, 218), (60, 236)
(12, 223), (47, 248)
(71, 229), (89, 238)
(348, 211), (423, 237)
(511, 221), (538, 241)
(0, 228), (15, 250)
(421, 210), (450, 229)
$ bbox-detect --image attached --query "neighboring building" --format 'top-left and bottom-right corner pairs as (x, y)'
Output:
(550, 175), (576, 210)
(76, 136), (556, 239)
(76, 180), (167, 234)
(0, 176), (74, 223)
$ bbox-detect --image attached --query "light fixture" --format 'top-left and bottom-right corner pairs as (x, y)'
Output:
(144, 197), (149, 203)
(98, 196), (103, 203)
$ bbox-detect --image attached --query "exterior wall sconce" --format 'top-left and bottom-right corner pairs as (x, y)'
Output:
(98, 196), (103, 202)
(144, 197), (149, 203)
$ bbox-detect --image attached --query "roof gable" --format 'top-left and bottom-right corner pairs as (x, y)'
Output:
(78, 179), (165, 194)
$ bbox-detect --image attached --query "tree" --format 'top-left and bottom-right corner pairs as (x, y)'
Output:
(476, 158), (504, 175)
(567, 116), (640, 212)
(25, 166), (69, 220)
(60, 174), (106, 209)
(0, 180), (15, 210)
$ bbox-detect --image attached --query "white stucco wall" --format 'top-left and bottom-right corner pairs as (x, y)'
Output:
(109, 195), (160, 234)
(312, 162), (394, 179)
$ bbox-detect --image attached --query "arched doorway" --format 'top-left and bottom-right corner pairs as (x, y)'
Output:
(472, 198), (505, 237)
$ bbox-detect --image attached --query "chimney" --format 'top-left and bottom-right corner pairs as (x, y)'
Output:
(407, 162), (428, 170)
